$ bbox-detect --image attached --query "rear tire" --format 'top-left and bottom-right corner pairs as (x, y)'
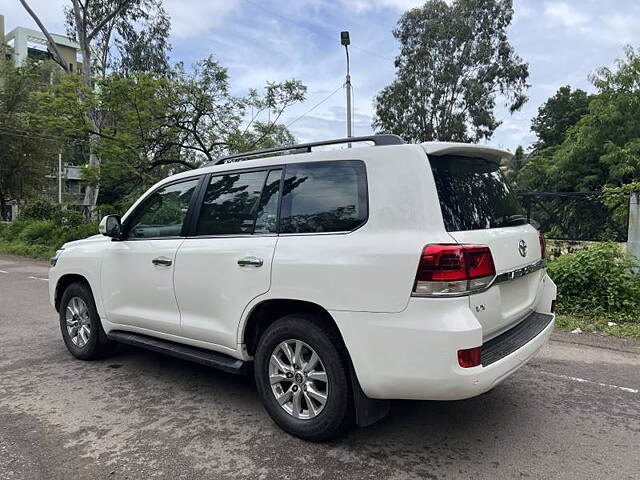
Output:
(59, 282), (116, 360)
(254, 313), (353, 441)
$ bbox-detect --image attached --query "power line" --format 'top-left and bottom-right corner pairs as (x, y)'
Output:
(285, 84), (343, 128)
(243, 0), (396, 63)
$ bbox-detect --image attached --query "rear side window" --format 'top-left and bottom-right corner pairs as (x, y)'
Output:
(196, 170), (269, 235)
(430, 155), (525, 231)
(280, 160), (367, 234)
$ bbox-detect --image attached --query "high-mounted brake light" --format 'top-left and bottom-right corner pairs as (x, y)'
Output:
(413, 244), (496, 296)
(539, 232), (546, 260)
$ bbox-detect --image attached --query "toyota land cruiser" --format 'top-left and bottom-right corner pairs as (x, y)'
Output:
(49, 135), (556, 441)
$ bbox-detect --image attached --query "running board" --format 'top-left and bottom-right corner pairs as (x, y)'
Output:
(107, 331), (247, 375)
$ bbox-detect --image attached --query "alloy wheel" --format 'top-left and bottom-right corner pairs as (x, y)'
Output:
(269, 339), (329, 419)
(65, 297), (91, 348)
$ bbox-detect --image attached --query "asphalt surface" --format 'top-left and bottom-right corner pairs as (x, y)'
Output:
(0, 255), (639, 480)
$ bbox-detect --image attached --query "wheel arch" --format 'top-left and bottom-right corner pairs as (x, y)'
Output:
(241, 299), (344, 357)
(55, 273), (92, 312)
(242, 297), (390, 427)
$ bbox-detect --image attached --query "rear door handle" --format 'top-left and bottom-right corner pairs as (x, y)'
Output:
(237, 256), (263, 268)
(152, 256), (172, 267)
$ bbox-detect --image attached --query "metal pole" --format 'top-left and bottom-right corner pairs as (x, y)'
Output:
(58, 152), (62, 204)
(345, 49), (352, 140)
(628, 190), (640, 271)
(341, 31), (352, 148)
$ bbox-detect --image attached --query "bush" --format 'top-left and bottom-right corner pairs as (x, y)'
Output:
(547, 243), (640, 314)
(18, 220), (60, 244)
(20, 199), (85, 226)
(0, 212), (98, 260)
(19, 199), (60, 222)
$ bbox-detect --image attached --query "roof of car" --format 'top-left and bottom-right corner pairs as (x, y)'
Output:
(421, 142), (512, 164)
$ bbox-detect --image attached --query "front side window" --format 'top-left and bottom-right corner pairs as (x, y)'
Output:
(127, 179), (199, 238)
(196, 170), (276, 235)
(280, 161), (367, 234)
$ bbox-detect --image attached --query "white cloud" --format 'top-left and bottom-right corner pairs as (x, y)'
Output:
(164, 0), (241, 39)
(2, 0), (67, 35)
(543, 2), (589, 31)
(342, 0), (425, 14)
(598, 14), (640, 45)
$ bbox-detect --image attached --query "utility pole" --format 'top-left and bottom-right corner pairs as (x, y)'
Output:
(628, 190), (640, 271)
(341, 31), (352, 145)
(58, 152), (62, 204)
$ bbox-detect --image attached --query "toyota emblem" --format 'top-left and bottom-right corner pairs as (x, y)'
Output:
(518, 240), (528, 258)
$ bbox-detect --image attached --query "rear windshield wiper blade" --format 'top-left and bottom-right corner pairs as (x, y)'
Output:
(495, 214), (527, 227)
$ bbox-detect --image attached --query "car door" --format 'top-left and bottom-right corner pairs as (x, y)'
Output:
(173, 168), (281, 350)
(100, 177), (201, 336)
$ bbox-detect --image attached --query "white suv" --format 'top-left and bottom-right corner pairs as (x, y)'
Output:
(49, 135), (556, 441)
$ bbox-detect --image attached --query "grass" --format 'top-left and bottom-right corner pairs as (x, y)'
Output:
(0, 239), (56, 260)
(555, 313), (640, 342)
(0, 219), (98, 261)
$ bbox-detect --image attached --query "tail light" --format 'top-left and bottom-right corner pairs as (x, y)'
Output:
(413, 244), (496, 296)
(539, 232), (546, 260)
(458, 347), (482, 368)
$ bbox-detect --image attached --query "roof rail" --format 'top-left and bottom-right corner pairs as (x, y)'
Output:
(210, 134), (405, 165)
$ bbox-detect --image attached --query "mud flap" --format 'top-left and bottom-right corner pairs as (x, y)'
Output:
(349, 363), (390, 427)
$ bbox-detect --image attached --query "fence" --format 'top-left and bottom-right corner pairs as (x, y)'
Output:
(517, 192), (630, 242)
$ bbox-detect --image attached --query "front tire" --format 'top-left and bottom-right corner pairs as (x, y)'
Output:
(59, 282), (115, 360)
(254, 313), (353, 441)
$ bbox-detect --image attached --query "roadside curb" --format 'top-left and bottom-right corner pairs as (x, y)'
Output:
(551, 330), (640, 354)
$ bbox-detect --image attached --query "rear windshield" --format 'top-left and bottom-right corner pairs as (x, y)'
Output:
(429, 155), (526, 231)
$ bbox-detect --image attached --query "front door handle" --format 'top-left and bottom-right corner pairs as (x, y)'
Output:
(152, 256), (173, 267)
(237, 256), (263, 268)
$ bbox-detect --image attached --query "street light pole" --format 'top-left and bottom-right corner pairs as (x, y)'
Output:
(58, 152), (62, 204)
(341, 31), (352, 144)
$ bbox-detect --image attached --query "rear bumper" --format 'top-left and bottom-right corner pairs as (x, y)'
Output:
(331, 273), (556, 401)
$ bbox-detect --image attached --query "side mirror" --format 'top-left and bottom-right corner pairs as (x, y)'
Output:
(99, 215), (122, 239)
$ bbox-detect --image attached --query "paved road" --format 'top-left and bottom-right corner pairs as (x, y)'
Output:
(1, 255), (639, 480)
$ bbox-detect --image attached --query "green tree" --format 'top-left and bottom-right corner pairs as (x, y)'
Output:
(530, 85), (591, 152)
(547, 46), (640, 192)
(34, 58), (306, 212)
(20, 0), (172, 211)
(373, 0), (529, 143)
(0, 60), (61, 220)
(502, 145), (528, 188)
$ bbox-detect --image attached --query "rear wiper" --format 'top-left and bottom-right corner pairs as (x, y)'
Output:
(495, 214), (527, 227)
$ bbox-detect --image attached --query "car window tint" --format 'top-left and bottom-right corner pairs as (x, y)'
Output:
(280, 161), (367, 234)
(196, 171), (268, 235)
(430, 155), (525, 231)
(127, 179), (198, 238)
(254, 169), (282, 234)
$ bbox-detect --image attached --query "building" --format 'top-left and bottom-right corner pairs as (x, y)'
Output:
(1, 14), (81, 71)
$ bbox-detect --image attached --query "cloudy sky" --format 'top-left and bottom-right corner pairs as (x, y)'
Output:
(3, 0), (640, 152)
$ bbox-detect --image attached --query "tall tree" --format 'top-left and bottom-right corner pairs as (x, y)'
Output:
(33, 58), (306, 212)
(521, 46), (640, 193)
(19, 0), (171, 213)
(62, 0), (171, 78)
(530, 86), (591, 152)
(502, 145), (527, 187)
(0, 60), (60, 219)
(373, 0), (529, 143)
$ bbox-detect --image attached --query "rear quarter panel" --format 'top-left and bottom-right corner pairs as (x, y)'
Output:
(268, 144), (452, 313)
